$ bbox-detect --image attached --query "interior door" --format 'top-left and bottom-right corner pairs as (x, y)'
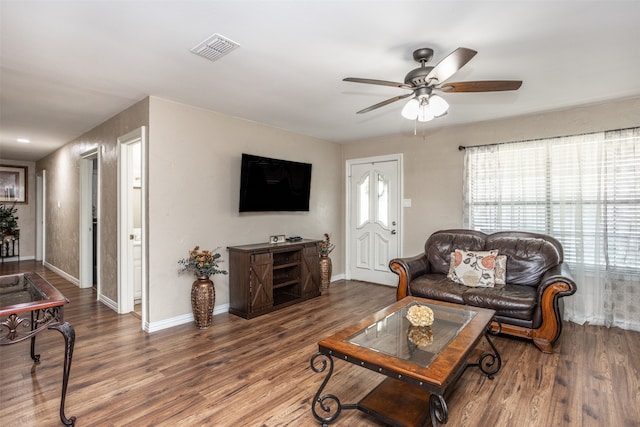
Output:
(117, 127), (147, 326)
(348, 158), (401, 286)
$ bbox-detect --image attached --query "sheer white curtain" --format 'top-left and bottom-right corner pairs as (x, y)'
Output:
(463, 127), (640, 331)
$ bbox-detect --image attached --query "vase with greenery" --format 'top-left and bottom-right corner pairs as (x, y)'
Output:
(0, 203), (19, 236)
(178, 246), (227, 329)
(319, 233), (334, 291)
(0, 203), (19, 258)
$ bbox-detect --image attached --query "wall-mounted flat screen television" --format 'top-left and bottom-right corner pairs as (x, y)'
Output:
(239, 153), (312, 212)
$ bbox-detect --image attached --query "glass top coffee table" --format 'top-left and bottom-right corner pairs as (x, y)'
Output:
(310, 297), (501, 427)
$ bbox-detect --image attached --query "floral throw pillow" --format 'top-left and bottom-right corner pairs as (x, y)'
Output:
(494, 255), (507, 286)
(447, 249), (499, 288)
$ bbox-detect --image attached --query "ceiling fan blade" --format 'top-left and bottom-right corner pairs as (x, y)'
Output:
(439, 80), (523, 92)
(344, 77), (411, 89)
(356, 93), (413, 114)
(425, 47), (477, 84)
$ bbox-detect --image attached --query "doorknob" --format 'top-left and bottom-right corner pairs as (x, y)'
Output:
(391, 230), (397, 235)
(130, 234), (136, 240)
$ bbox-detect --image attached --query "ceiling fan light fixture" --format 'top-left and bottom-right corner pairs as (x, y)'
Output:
(401, 98), (420, 120)
(429, 94), (449, 117)
(417, 104), (434, 122)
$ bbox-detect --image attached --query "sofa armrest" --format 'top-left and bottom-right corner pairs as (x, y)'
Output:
(389, 254), (430, 300)
(531, 262), (577, 352)
(538, 262), (577, 300)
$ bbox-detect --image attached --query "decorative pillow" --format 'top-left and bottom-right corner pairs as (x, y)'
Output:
(494, 255), (507, 286)
(448, 252), (507, 288)
(447, 249), (499, 288)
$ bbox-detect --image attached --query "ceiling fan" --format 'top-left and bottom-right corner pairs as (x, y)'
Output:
(344, 47), (522, 122)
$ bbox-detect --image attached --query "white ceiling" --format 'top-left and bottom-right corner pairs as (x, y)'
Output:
(1, 1), (639, 161)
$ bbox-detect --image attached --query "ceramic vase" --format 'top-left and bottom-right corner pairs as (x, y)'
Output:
(191, 276), (215, 329)
(319, 255), (332, 291)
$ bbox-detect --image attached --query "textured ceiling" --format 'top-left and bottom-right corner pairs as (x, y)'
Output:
(1, 1), (639, 161)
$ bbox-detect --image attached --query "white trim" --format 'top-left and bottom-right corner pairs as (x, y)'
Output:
(345, 154), (403, 283)
(144, 303), (230, 333)
(117, 127), (148, 330)
(41, 170), (47, 265)
(79, 147), (100, 290)
(36, 174), (43, 261)
(99, 295), (118, 312)
(43, 261), (79, 286)
(329, 273), (345, 282)
(1, 255), (35, 262)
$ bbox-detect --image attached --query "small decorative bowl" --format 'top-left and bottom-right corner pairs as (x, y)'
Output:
(406, 305), (434, 327)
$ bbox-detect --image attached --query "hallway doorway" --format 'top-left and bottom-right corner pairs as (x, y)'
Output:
(117, 127), (147, 329)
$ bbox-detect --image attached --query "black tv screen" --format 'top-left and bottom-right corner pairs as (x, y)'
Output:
(239, 153), (312, 212)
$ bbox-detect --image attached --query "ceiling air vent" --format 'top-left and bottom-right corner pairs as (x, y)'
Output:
(190, 33), (240, 61)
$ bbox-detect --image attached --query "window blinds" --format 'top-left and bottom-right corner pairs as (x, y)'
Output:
(463, 127), (640, 272)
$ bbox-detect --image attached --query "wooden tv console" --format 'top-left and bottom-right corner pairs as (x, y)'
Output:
(227, 239), (321, 319)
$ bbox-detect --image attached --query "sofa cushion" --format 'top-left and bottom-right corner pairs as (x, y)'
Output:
(448, 249), (499, 288)
(409, 274), (466, 304)
(485, 235), (562, 286)
(425, 230), (486, 274)
(462, 284), (537, 320)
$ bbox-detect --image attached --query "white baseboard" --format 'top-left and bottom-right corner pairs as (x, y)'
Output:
(43, 261), (80, 286)
(330, 273), (345, 282)
(0, 255), (35, 262)
(99, 295), (118, 312)
(145, 303), (230, 333)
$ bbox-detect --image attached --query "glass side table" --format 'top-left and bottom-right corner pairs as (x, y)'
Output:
(0, 272), (76, 426)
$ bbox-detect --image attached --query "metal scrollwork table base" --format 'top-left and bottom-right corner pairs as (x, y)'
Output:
(1, 272), (76, 426)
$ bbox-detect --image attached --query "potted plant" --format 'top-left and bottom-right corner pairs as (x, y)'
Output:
(178, 246), (227, 329)
(0, 203), (19, 258)
(0, 202), (19, 236)
(319, 233), (335, 290)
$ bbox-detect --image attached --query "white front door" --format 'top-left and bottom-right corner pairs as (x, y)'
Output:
(348, 156), (401, 286)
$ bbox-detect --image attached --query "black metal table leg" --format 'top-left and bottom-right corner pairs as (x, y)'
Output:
(30, 309), (43, 362)
(310, 352), (359, 426)
(478, 329), (502, 379)
(48, 321), (76, 426)
(430, 393), (448, 426)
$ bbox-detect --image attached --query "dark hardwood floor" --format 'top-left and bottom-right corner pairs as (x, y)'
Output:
(1, 261), (639, 426)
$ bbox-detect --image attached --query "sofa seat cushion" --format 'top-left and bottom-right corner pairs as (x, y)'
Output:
(462, 284), (537, 320)
(409, 274), (467, 304)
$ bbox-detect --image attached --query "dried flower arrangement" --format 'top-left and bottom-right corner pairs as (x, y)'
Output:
(319, 233), (335, 257)
(406, 304), (435, 327)
(178, 246), (227, 278)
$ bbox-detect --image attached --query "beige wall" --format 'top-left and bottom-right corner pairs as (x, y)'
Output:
(0, 159), (36, 258)
(342, 96), (640, 257)
(147, 97), (342, 323)
(37, 99), (150, 300)
(30, 93), (640, 328)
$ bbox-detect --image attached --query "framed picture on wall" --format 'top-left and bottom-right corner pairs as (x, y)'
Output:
(0, 164), (27, 204)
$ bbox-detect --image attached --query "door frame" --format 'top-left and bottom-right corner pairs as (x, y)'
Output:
(80, 147), (100, 290)
(345, 153), (403, 283)
(36, 170), (46, 263)
(117, 126), (147, 326)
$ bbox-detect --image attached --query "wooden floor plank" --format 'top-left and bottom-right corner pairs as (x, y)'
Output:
(1, 261), (639, 426)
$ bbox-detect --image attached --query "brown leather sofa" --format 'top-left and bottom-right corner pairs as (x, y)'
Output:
(389, 229), (577, 353)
